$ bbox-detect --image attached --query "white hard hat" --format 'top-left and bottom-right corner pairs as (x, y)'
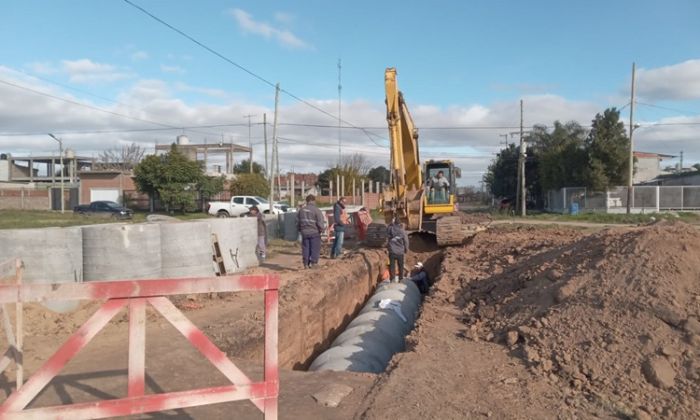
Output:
(414, 262), (424, 269)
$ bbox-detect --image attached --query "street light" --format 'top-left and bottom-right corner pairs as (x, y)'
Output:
(48, 133), (65, 213)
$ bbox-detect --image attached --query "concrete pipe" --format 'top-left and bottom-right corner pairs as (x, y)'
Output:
(0, 227), (82, 313)
(160, 222), (213, 278)
(309, 280), (421, 374)
(198, 218), (259, 273)
(82, 223), (161, 281)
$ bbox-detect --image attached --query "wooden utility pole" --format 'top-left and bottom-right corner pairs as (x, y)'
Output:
(515, 100), (526, 216)
(627, 63), (636, 215)
(263, 113), (268, 178)
(269, 84), (280, 207)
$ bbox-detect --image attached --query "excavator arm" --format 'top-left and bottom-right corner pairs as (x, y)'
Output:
(382, 68), (423, 230)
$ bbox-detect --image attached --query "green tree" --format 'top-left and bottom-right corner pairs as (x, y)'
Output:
(693, 163), (700, 172)
(233, 159), (265, 175)
(367, 166), (390, 186)
(230, 173), (270, 197)
(133, 145), (207, 212)
(585, 108), (629, 190)
(483, 144), (519, 198)
(529, 121), (588, 191)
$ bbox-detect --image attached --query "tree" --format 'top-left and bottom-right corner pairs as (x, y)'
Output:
(317, 153), (371, 195)
(133, 145), (206, 212)
(483, 144), (519, 198)
(692, 163), (700, 172)
(97, 143), (145, 170)
(197, 175), (225, 211)
(585, 108), (629, 190)
(233, 159), (265, 175)
(230, 173), (270, 197)
(367, 166), (390, 186)
(530, 121), (589, 191)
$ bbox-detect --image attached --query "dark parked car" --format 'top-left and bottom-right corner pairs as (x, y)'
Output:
(73, 201), (133, 219)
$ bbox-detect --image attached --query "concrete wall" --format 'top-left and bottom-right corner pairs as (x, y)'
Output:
(0, 227), (83, 312)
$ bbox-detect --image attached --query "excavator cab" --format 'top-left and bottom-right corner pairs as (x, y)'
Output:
(424, 160), (458, 210)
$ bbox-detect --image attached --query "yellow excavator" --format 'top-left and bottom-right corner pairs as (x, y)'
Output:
(365, 68), (485, 247)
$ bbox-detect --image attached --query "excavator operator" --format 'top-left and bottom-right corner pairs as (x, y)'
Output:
(428, 170), (450, 203)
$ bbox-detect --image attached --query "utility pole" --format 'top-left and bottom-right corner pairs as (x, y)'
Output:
(627, 63), (636, 215)
(518, 99), (526, 216)
(680, 150), (684, 174)
(270, 84), (280, 207)
(48, 133), (65, 213)
(263, 113), (268, 178)
(243, 114), (256, 173)
(338, 58), (342, 167)
(499, 133), (509, 148)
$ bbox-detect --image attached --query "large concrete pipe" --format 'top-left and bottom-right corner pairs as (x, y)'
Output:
(196, 218), (259, 273)
(82, 223), (161, 281)
(160, 222), (213, 277)
(0, 227), (82, 313)
(308, 280), (421, 373)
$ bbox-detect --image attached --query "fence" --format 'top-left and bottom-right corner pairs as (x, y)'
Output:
(0, 274), (279, 419)
(546, 186), (700, 213)
(0, 188), (50, 210)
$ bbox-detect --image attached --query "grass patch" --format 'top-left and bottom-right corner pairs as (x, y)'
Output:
(0, 210), (213, 229)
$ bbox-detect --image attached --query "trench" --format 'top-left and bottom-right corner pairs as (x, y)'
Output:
(284, 234), (443, 374)
(306, 233), (444, 373)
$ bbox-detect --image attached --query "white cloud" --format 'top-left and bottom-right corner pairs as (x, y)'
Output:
(160, 64), (186, 75)
(131, 51), (149, 61)
(26, 61), (58, 75)
(61, 59), (133, 84)
(229, 8), (311, 50)
(274, 12), (295, 24)
(637, 59), (700, 101)
(2, 66), (699, 186)
(174, 82), (228, 99)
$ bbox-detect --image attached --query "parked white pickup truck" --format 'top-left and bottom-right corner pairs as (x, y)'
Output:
(207, 196), (283, 218)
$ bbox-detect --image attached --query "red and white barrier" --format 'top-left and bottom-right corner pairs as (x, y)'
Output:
(0, 274), (279, 419)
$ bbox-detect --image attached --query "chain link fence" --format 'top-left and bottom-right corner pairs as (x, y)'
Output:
(546, 186), (700, 213)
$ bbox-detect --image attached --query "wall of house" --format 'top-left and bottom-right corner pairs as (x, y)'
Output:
(634, 157), (661, 183)
(79, 172), (136, 204)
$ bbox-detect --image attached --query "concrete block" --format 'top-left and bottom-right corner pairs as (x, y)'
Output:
(198, 218), (258, 273)
(160, 222), (213, 277)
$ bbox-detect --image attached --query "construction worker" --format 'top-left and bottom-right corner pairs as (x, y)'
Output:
(429, 170), (450, 203)
(297, 194), (325, 268)
(386, 217), (409, 283)
(330, 196), (349, 258)
(248, 206), (267, 261)
(408, 262), (429, 294)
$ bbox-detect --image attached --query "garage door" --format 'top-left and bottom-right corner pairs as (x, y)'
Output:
(90, 188), (120, 203)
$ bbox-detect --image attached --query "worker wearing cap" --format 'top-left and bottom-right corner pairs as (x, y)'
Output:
(408, 262), (429, 294)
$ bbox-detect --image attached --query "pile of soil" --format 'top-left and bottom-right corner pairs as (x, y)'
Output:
(453, 222), (700, 418)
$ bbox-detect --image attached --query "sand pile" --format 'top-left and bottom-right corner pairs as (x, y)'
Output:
(449, 222), (700, 419)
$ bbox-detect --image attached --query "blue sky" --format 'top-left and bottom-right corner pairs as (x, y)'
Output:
(1, 0), (700, 185)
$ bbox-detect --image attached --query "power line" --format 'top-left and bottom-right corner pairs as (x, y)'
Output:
(122, 0), (386, 147)
(635, 101), (699, 116)
(0, 78), (225, 138)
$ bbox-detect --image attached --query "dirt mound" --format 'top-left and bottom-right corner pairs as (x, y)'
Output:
(451, 222), (700, 418)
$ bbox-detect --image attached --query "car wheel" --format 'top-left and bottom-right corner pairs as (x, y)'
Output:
(217, 211), (230, 218)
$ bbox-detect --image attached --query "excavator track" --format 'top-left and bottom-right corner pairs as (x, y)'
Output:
(435, 216), (487, 247)
(365, 223), (387, 247)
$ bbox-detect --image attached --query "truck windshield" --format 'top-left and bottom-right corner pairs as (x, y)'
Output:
(254, 196), (269, 204)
